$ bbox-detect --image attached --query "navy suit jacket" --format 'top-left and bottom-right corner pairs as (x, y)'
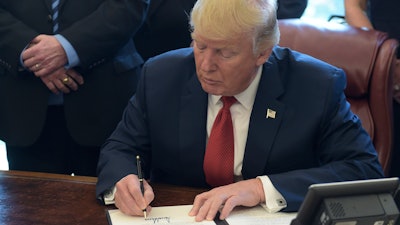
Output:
(96, 47), (384, 211)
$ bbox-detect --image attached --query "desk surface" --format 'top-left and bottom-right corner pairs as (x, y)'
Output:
(0, 170), (206, 225)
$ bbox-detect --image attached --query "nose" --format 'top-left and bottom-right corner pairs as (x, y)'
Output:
(199, 50), (217, 72)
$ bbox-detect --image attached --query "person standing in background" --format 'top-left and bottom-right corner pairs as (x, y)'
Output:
(277, 0), (308, 19)
(345, 0), (400, 178)
(0, 0), (149, 176)
(134, 0), (198, 62)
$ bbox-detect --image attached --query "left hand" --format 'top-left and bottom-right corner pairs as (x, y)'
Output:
(22, 34), (68, 77)
(189, 178), (265, 222)
(39, 68), (84, 94)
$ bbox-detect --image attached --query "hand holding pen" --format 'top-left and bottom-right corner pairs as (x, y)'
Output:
(113, 157), (154, 217)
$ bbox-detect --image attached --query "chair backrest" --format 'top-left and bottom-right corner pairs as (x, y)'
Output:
(278, 19), (399, 175)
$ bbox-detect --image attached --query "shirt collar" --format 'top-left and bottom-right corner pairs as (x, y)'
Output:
(210, 66), (263, 110)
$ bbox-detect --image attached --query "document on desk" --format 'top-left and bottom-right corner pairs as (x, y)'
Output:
(106, 205), (297, 225)
(226, 205), (297, 225)
(107, 205), (214, 225)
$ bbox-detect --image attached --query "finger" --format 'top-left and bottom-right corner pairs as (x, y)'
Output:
(53, 79), (71, 94)
(66, 70), (84, 85)
(145, 205), (153, 216)
(29, 63), (50, 77)
(191, 192), (215, 221)
(143, 180), (155, 206)
(115, 175), (149, 216)
(22, 47), (35, 62)
(193, 188), (230, 221)
(28, 63), (41, 73)
(44, 80), (60, 94)
(115, 185), (144, 216)
(200, 196), (226, 221)
(218, 198), (237, 220)
(62, 74), (78, 91)
(189, 192), (207, 216)
(129, 181), (148, 210)
(195, 201), (212, 221)
(33, 65), (54, 78)
(115, 190), (137, 216)
(206, 202), (224, 221)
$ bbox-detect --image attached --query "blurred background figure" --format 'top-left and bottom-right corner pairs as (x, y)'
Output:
(277, 0), (308, 19)
(345, 0), (400, 178)
(134, 0), (308, 63)
(134, 0), (197, 62)
(0, 0), (149, 176)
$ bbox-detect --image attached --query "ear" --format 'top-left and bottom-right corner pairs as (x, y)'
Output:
(255, 48), (272, 66)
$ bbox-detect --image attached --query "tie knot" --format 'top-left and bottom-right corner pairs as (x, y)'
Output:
(221, 96), (237, 109)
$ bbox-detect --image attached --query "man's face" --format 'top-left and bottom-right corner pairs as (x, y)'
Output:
(193, 32), (270, 96)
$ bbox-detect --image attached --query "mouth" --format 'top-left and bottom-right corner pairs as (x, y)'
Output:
(202, 77), (219, 85)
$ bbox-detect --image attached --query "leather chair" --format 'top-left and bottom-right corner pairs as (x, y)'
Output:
(278, 19), (399, 175)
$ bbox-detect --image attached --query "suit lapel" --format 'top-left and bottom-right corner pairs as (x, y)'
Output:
(242, 56), (286, 178)
(179, 71), (208, 181)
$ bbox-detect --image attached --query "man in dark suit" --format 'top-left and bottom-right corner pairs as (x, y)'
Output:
(134, 0), (197, 62)
(96, 0), (384, 221)
(0, 0), (149, 176)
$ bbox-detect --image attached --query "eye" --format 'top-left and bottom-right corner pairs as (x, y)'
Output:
(219, 49), (235, 58)
(195, 42), (206, 50)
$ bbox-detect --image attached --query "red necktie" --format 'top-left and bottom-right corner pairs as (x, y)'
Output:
(204, 96), (237, 187)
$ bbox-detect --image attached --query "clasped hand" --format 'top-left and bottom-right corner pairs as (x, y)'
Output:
(114, 175), (265, 222)
(22, 34), (84, 94)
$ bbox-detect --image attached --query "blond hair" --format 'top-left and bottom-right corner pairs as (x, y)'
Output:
(190, 0), (280, 54)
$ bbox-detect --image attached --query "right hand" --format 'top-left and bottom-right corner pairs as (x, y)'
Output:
(114, 174), (155, 216)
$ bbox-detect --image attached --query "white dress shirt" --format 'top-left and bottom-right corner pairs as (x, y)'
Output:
(207, 66), (286, 212)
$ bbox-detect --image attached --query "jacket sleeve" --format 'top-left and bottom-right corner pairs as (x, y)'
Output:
(0, 6), (39, 71)
(59, 0), (149, 68)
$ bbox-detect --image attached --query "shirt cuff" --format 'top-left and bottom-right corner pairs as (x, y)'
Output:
(257, 176), (287, 213)
(103, 186), (116, 205)
(54, 34), (80, 68)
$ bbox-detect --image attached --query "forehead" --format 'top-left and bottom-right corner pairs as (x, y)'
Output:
(193, 32), (253, 49)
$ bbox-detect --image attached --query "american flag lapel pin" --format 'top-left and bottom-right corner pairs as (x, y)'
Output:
(266, 108), (276, 119)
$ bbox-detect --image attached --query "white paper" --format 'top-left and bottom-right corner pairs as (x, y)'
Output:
(107, 205), (297, 225)
(225, 205), (297, 225)
(107, 205), (215, 225)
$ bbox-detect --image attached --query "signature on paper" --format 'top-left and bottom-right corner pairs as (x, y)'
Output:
(145, 216), (171, 224)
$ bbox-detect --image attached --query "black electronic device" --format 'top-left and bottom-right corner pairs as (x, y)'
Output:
(395, 186), (400, 225)
(291, 177), (400, 225)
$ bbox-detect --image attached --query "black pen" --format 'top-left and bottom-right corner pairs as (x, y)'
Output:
(136, 155), (147, 218)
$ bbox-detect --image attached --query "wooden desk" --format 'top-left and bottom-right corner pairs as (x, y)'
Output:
(0, 170), (207, 225)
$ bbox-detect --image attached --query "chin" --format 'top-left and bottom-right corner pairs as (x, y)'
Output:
(201, 85), (219, 95)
